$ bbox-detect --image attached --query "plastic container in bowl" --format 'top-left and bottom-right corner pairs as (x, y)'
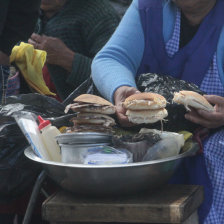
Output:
(60, 143), (110, 164)
(82, 146), (133, 165)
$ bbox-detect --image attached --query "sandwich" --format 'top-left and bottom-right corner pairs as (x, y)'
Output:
(123, 92), (168, 124)
(65, 94), (116, 114)
(173, 91), (214, 112)
(66, 124), (112, 133)
(65, 94), (116, 133)
(123, 92), (167, 110)
(70, 112), (115, 127)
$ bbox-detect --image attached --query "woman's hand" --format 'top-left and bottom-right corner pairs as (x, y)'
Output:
(185, 95), (224, 129)
(114, 86), (140, 127)
(28, 33), (74, 72)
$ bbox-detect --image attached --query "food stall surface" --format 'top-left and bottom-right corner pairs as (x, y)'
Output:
(42, 184), (203, 224)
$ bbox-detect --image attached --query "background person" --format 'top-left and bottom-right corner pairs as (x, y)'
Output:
(28, 0), (120, 101)
(0, 0), (41, 105)
(91, 0), (224, 223)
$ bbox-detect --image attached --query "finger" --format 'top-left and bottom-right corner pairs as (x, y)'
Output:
(196, 109), (220, 122)
(197, 109), (214, 118)
(31, 33), (43, 43)
(116, 103), (134, 127)
(28, 38), (35, 45)
(186, 108), (200, 117)
(204, 95), (224, 105)
(116, 103), (126, 114)
(117, 112), (129, 122)
(185, 113), (211, 127)
(42, 34), (51, 39)
(126, 88), (140, 98)
(214, 103), (224, 113)
(117, 112), (134, 127)
(28, 39), (40, 49)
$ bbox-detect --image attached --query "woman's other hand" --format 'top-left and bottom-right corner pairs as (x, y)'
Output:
(28, 33), (74, 72)
(114, 86), (140, 127)
(185, 95), (224, 129)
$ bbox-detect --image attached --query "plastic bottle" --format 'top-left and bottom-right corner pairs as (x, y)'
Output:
(13, 112), (51, 160)
(38, 115), (61, 162)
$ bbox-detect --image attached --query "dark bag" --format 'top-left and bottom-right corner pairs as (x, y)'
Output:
(0, 93), (68, 202)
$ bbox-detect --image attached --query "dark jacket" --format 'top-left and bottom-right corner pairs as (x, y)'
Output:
(36, 0), (120, 100)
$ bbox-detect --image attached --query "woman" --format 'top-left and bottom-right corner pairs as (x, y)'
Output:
(29, 0), (120, 100)
(92, 0), (224, 223)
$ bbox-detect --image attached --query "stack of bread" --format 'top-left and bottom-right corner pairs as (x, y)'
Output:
(64, 94), (116, 133)
(123, 92), (168, 124)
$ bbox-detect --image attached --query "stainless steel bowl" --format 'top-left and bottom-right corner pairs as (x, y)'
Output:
(24, 142), (198, 196)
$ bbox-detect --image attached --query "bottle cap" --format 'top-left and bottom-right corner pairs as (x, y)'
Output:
(38, 115), (51, 130)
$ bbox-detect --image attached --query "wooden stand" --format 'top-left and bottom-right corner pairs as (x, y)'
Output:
(42, 185), (203, 224)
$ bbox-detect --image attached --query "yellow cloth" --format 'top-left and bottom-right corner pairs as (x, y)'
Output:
(10, 42), (55, 96)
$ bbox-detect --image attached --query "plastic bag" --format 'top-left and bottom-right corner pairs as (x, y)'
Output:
(139, 128), (185, 150)
(142, 138), (182, 161)
(136, 73), (205, 132)
(0, 93), (66, 202)
(139, 129), (185, 161)
(112, 133), (161, 162)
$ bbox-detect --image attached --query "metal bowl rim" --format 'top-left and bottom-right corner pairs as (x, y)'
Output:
(24, 144), (197, 169)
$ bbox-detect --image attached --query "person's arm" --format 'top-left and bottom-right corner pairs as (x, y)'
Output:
(91, 0), (145, 103)
(0, 0), (41, 56)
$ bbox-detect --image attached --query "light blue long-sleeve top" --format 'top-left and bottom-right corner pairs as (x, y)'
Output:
(91, 0), (224, 103)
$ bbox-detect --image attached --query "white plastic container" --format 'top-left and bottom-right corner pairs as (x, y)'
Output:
(38, 116), (61, 162)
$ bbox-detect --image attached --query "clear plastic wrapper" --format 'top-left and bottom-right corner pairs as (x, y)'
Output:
(13, 111), (50, 160)
(112, 133), (161, 162)
(81, 146), (133, 165)
(139, 128), (184, 150)
(142, 138), (182, 161)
